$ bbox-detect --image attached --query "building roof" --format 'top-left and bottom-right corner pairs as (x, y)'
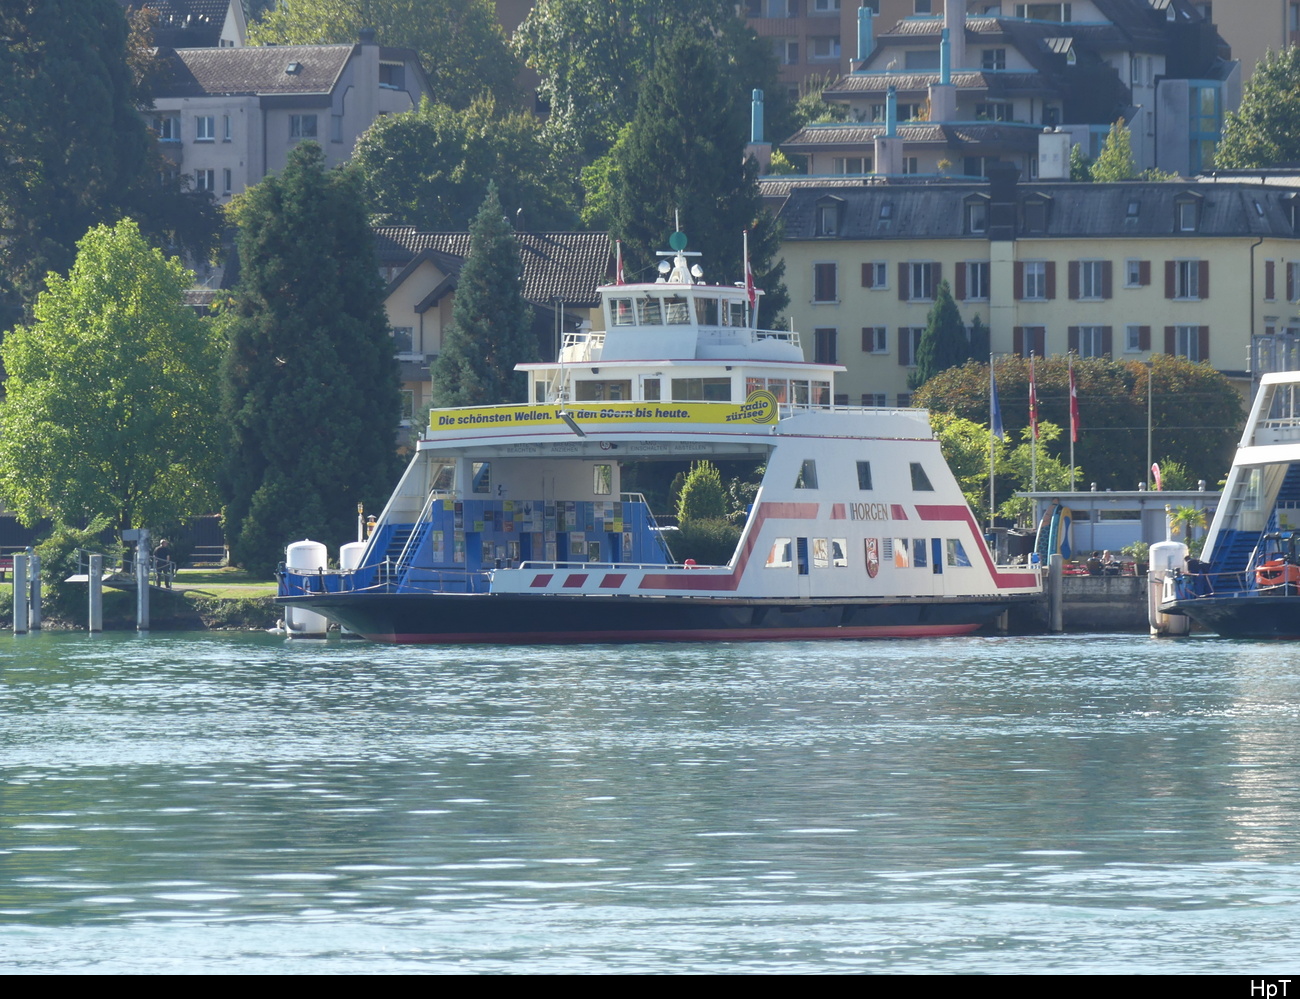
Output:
(374, 229), (613, 308)
(118, 0), (235, 48)
(153, 44), (355, 97)
(781, 121), (1043, 153)
(777, 180), (1300, 242)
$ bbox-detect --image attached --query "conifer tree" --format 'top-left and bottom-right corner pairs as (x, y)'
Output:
(222, 144), (401, 576)
(909, 280), (970, 390)
(430, 185), (537, 407)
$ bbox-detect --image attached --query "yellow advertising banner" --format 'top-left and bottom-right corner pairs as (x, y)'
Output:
(427, 390), (779, 433)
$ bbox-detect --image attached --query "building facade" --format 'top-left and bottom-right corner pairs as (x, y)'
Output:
(779, 0), (1237, 181)
(149, 33), (431, 206)
(777, 173), (1300, 405)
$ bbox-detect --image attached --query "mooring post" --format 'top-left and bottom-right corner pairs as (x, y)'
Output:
(28, 551), (41, 631)
(12, 554), (28, 634)
(135, 530), (150, 631)
(1049, 553), (1064, 633)
(88, 553), (103, 633)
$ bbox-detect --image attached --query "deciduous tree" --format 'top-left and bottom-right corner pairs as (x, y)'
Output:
(249, 0), (519, 110)
(223, 144), (401, 576)
(1090, 119), (1137, 182)
(430, 185), (537, 408)
(0, 220), (222, 530)
(352, 97), (577, 231)
(1217, 47), (1300, 169)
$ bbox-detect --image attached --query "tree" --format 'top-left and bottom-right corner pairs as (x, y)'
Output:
(517, 0), (782, 161)
(249, 0), (519, 110)
(1217, 47), (1300, 169)
(430, 185), (537, 408)
(676, 461), (727, 524)
(1091, 119), (1137, 182)
(223, 144), (401, 576)
(352, 97), (577, 231)
(913, 355), (1242, 492)
(0, 0), (207, 328)
(599, 28), (787, 325)
(909, 279), (969, 389)
(1069, 143), (1093, 182)
(0, 220), (222, 530)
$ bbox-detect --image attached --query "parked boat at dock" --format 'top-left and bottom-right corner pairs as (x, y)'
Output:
(276, 233), (1042, 643)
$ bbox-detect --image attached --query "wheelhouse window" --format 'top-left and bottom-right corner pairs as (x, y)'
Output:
(910, 463), (933, 491)
(610, 298), (635, 326)
(663, 296), (690, 324)
(857, 461), (873, 490)
(637, 297), (663, 324)
(670, 377), (731, 401)
(796, 460), (819, 489)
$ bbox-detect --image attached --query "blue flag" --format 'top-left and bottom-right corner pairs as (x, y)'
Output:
(990, 366), (1005, 441)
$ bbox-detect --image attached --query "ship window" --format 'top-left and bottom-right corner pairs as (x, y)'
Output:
(695, 296), (719, 325)
(429, 461), (455, 492)
(910, 462), (933, 491)
(791, 380), (810, 405)
(611, 298), (635, 326)
(812, 538), (829, 568)
(894, 538), (910, 567)
(746, 376), (765, 396)
(637, 297), (663, 325)
(796, 537), (810, 575)
(795, 459), (819, 489)
(913, 538), (927, 568)
(671, 377), (731, 401)
(831, 539), (848, 567)
(766, 378), (788, 403)
(727, 301), (747, 326)
(812, 381), (831, 406)
(643, 377), (661, 401)
(947, 538), (971, 566)
(664, 296), (690, 324)
(857, 461), (873, 489)
(593, 464), (613, 495)
(472, 462), (491, 494)
(766, 538), (793, 568)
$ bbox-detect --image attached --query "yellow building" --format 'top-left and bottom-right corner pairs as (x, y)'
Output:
(775, 171), (1300, 405)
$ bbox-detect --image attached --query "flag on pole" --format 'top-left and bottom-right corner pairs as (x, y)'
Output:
(615, 240), (625, 285)
(1069, 360), (1080, 443)
(990, 364), (1005, 440)
(744, 230), (757, 311)
(1028, 355), (1039, 439)
(1152, 462), (1163, 491)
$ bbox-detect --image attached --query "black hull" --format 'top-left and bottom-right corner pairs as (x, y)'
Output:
(1164, 595), (1300, 639)
(277, 591), (1023, 644)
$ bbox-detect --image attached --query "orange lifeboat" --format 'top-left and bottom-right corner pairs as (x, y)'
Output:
(1255, 559), (1300, 589)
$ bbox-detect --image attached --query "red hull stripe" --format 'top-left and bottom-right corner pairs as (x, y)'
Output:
(915, 503), (1038, 588)
(600, 574), (626, 588)
(638, 501), (820, 593)
(373, 623), (982, 644)
(530, 574), (553, 588)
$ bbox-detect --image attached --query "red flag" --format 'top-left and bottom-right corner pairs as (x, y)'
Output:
(615, 240), (625, 285)
(1029, 356), (1039, 440)
(1069, 362), (1080, 443)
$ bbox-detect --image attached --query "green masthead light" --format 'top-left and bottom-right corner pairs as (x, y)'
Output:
(668, 231), (688, 252)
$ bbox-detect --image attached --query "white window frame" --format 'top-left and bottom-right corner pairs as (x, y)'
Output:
(195, 115), (215, 141)
(1077, 325), (1105, 358)
(908, 262), (935, 302)
(1024, 261), (1047, 300)
(1174, 325), (1202, 361)
(290, 114), (318, 139)
(864, 326), (888, 353)
(222, 167), (232, 194)
(1175, 259), (1200, 300)
(1125, 324), (1144, 353)
(867, 261), (888, 289)
(810, 36), (841, 60)
(195, 168), (215, 192)
(1079, 259), (1104, 300)
(901, 327), (924, 367)
(222, 115), (231, 142)
(1125, 258), (1143, 288)
(154, 114), (180, 141)
(966, 261), (990, 301)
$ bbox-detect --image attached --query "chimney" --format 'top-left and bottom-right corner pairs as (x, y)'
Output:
(745, 88), (772, 173)
(857, 6), (875, 65)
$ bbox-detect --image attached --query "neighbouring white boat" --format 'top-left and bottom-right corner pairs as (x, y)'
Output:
(276, 232), (1042, 643)
(1161, 371), (1300, 638)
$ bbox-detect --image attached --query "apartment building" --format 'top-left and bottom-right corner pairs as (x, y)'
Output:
(777, 170), (1300, 405)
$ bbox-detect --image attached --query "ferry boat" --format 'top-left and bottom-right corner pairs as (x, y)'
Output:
(276, 234), (1042, 643)
(1160, 371), (1300, 638)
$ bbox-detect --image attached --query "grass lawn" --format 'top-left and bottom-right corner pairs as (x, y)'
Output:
(173, 567), (277, 598)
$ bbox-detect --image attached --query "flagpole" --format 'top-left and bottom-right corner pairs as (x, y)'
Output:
(743, 229), (752, 328)
(989, 355), (998, 533)
(1068, 354), (1077, 492)
(1029, 355), (1038, 493)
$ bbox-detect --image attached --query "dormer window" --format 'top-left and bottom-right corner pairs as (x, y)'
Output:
(1175, 194), (1203, 232)
(1127, 200), (1141, 219)
(965, 197), (989, 234)
(1023, 197), (1049, 233)
(814, 196), (845, 236)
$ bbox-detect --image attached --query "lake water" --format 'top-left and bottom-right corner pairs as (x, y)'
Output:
(1, 630), (1298, 973)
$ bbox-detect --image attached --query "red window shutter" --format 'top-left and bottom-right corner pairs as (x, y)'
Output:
(862, 327), (872, 351)
(1139, 325), (1151, 351)
(1014, 261), (1024, 300)
(1164, 326), (1175, 354)
(1068, 261), (1080, 300)
(1198, 260), (1209, 298)
(861, 262), (874, 288)
(1101, 261), (1113, 299)
(1013, 326), (1024, 356)
(898, 263), (908, 301)
(1067, 326), (1079, 353)
(1199, 326), (1210, 361)
(1102, 327), (1113, 357)
(1267, 259), (1276, 300)
(955, 263), (966, 301)
(1033, 328), (1046, 357)
(1139, 260), (1151, 286)
(1045, 262), (1056, 300)
(1165, 261), (1176, 299)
